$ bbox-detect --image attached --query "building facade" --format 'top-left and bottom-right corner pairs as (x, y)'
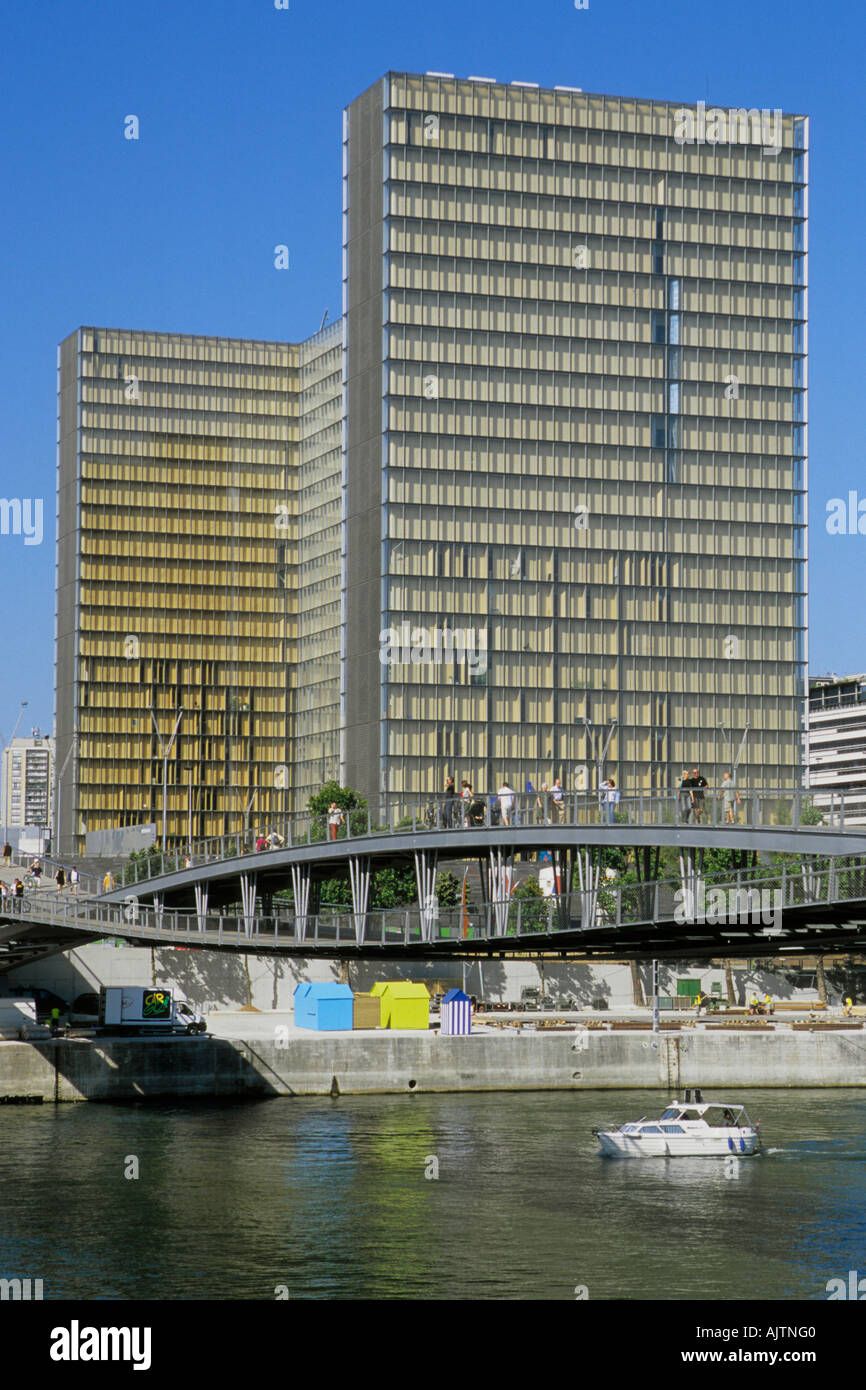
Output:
(809, 674), (866, 826)
(55, 328), (299, 855)
(1, 731), (53, 843)
(343, 72), (808, 805)
(56, 73), (810, 851)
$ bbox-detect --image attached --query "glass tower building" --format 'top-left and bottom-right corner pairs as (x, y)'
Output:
(343, 72), (808, 805)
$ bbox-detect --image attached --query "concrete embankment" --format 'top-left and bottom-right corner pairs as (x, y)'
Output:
(1, 1027), (866, 1102)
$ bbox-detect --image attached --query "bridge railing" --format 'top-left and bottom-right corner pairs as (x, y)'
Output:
(7, 853), (866, 947)
(104, 786), (843, 893)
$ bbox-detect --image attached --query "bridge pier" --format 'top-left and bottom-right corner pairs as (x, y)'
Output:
(348, 856), (371, 943)
(291, 863), (310, 942)
(576, 848), (602, 931)
(194, 883), (208, 933)
(488, 848), (514, 936)
(240, 872), (257, 938)
(678, 848), (703, 919)
(414, 850), (439, 941)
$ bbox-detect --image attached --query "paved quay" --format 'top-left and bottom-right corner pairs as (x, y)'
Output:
(0, 1007), (865, 1102)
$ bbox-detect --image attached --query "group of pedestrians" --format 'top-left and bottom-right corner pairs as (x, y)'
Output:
(441, 776), (570, 828)
(678, 769), (742, 824)
(254, 829), (287, 851)
(435, 770), (741, 828)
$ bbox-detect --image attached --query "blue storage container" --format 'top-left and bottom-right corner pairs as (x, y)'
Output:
(293, 981), (354, 1031)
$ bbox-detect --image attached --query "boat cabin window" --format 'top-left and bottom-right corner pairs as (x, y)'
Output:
(660, 1108), (682, 1120)
(660, 1125), (684, 1133)
(680, 1109), (701, 1120)
(640, 1125), (661, 1134)
(705, 1107), (738, 1128)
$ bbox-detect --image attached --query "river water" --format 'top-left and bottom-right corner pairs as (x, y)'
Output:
(2, 1089), (864, 1301)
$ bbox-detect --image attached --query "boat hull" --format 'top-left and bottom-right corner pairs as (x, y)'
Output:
(598, 1131), (760, 1158)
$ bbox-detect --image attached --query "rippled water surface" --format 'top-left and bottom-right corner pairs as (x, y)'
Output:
(2, 1089), (864, 1299)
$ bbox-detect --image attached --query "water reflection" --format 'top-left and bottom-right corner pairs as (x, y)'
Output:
(0, 1090), (863, 1300)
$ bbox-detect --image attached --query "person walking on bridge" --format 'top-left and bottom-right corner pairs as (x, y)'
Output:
(54, 866), (65, 891)
(498, 779), (515, 826)
(690, 768), (708, 823)
(2, 841), (11, 869)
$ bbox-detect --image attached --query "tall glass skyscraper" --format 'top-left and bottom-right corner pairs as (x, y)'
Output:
(343, 72), (808, 804)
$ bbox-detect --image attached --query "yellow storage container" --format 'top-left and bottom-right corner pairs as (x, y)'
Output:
(378, 982), (429, 1031)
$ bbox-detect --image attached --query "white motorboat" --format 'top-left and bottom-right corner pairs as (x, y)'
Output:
(595, 1089), (761, 1158)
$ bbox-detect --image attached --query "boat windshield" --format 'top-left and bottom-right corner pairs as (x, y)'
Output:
(660, 1108), (682, 1120)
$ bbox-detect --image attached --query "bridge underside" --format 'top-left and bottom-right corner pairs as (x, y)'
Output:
(1, 906), (864, 971)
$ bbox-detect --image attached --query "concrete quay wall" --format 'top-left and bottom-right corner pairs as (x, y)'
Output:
(1, 1029), (865, 1102)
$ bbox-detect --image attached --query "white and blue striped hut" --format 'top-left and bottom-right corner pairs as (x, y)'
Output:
(440, 987), (472, 1036)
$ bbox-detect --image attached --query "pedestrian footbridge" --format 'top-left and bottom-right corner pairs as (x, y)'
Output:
(2, 790), (866, 970)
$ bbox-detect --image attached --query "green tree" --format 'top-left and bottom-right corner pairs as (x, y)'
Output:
(371, 866), (417, 909)
(509, 877), (550, 933)
(436, 871), (461, 907)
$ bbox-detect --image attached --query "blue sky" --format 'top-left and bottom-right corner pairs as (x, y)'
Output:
(0, 0), (862, 740)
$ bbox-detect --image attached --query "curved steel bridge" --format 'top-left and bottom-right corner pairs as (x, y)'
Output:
(3, 789), (866, 970)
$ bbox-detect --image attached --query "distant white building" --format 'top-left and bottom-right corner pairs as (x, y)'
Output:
(1, 729), (53, 848)
(809, 675), (866, 826)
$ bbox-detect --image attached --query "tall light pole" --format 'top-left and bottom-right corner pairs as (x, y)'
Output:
(54, 732), (77, 860)
(1, 700), (28, 845)
(150, 707), (184, 853)
(578, 716), (618, 791)
(718, 722), (750, 784)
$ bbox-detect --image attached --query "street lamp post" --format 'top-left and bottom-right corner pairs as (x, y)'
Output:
(150, 706), (184, 854)
(578, 716), (618, 793)
(718, 722), (750, 784)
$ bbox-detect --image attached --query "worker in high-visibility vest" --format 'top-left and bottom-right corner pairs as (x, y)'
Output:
(844, 996), (854, 1018)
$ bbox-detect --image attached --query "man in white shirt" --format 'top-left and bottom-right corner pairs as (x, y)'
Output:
(551, 779), (565, 823)
(498, 780), (515, 826)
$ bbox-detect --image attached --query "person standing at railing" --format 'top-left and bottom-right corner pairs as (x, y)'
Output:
(537, 782), (551, 824)
(677, 770), (693, 823)
(460, 780), (473, 825)
(601, 778), (619, 825)
(444, 775), (457, 827)
(327, 803), (344, 840)
(13, 877), (24, 898)
(551, 779), (565, 823)
(719, 772), (741, 824)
